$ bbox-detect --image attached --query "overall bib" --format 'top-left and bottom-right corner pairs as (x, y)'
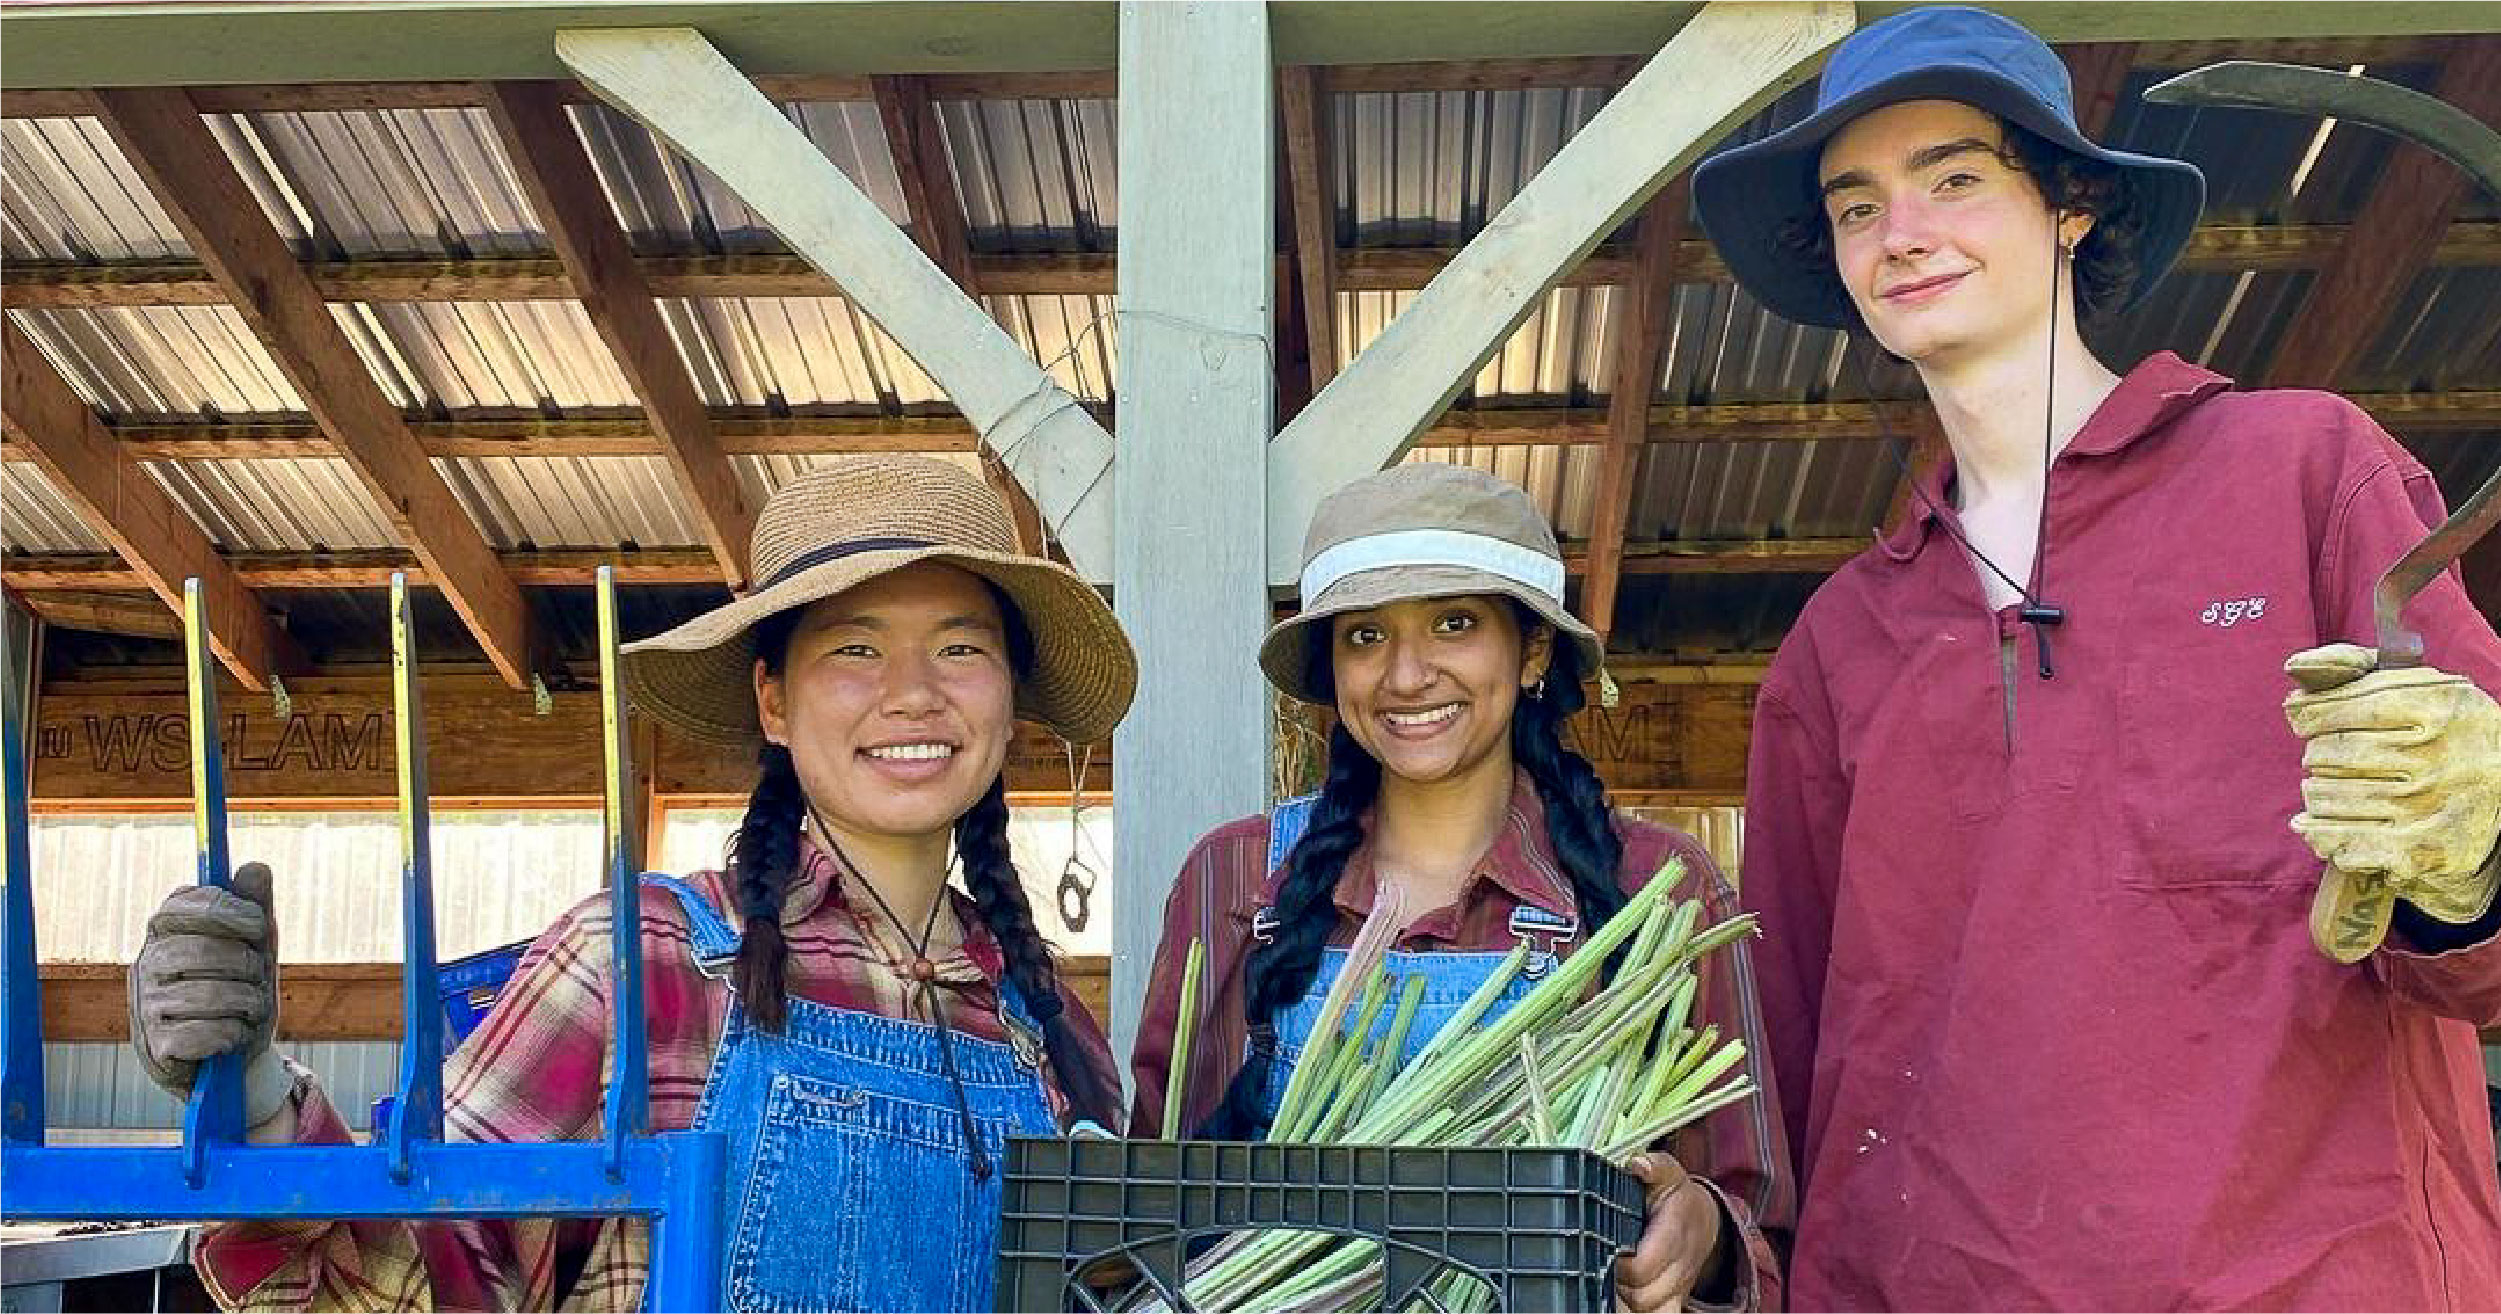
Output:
(640, 875), (1056, 1313)
(1250, 799), (1577, 1123)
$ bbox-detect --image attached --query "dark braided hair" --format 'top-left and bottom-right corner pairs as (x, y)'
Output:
(722, 586), (1116, 1129)
(1198, 601), (1627, 1139)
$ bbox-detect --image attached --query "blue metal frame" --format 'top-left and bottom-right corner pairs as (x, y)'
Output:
(0, 569), (728, 1311)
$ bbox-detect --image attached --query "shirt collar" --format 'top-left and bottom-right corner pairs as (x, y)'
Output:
(1312, 769), (1583, 928)
(1876, 351), (2234, 563)
(795, 832), (1009, 983)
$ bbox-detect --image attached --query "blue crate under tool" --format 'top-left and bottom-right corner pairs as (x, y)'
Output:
(1, 573), (729, 1311)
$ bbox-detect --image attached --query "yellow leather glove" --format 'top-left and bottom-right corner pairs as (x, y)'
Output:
(2284, 643), (2501, 963)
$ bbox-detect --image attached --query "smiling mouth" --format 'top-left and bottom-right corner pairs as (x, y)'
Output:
(1382, 704), (1462, 729)
(1881, 271), (1966, 301)
(862, 743), (956, 762)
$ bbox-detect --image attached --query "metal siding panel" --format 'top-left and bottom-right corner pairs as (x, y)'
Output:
(1, 463), (112, 553)
(139, 458), (399, 552)
(2, 115), (190, 262)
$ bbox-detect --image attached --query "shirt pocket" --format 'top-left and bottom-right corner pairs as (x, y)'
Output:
(2113, 620), (2308, 889)
(728, 1070), (1009, 1313)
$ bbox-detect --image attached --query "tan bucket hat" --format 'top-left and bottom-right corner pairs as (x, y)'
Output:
(1259, 463), (1603, 706)
(623, 455), (1136, 746)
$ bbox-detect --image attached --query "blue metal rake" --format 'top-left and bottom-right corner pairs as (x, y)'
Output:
(1, 570), (728, 1310)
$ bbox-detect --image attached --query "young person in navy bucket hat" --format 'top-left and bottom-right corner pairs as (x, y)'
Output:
(1695, 7), (2501, 1309)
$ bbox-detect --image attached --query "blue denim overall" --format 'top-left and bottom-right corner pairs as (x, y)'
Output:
(1251, 798), (1577, 1123)
(640, 875), (1056, 1313)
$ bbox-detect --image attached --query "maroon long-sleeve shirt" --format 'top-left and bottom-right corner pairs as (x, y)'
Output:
(1743, 352), (2501, 1310)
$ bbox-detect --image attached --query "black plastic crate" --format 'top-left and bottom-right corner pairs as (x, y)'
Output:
(996, 1138), (1644, 1312)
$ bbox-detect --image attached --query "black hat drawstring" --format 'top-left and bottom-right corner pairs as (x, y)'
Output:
(1868, 218), (2071, 679)
(814, 819), (995, 1182)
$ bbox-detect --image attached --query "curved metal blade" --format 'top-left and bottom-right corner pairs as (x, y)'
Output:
(2147, 61), (2501, 668)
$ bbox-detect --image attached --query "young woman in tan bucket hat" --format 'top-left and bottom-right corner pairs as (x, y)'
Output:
(1128, 463), (1795, 1311)
(153, 455), (1135, 1312)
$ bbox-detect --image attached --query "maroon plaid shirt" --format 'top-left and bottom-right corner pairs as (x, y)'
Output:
(1128, 770), (1797, 1310)
(196, 838), (1115, 1312)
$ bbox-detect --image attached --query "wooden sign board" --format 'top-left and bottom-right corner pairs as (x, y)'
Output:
(29, 672), (1741, 804)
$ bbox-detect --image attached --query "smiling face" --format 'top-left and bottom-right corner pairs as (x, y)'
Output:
(1329, 594), (1553, 789)
(1817, 99), (2090, 365)
(753, 561), (1018, 850)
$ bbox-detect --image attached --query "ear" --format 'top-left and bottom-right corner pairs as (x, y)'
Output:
(1519, 624), (1556, 689)
(2056, 209), (2094, 252)
(755, 656), (790, 747)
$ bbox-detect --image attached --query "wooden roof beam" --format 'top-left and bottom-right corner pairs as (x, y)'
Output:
(1581, 181), (1689, 642)
(86, 86), (534, 687)
(482, 80), (753, 586)
(2264, 36), (2501, 388)
(2, 318), (302, 687)
(558, 27), (1119, 579)
(10, 222), (2500, 309)
(1280, 64), (1342, 393)
(1265, 2), (1853, 584)
(5, 390), (2490, 464)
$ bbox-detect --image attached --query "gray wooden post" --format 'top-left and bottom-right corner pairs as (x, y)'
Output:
(1111, 0), (1275, 1079)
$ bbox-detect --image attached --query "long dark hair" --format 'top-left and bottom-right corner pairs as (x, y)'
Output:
(1199, 602), (1625, 1139)
(725, 590), (1119, 1130)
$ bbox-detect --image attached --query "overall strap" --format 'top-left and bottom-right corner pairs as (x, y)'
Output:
(637, 873), (741, 978)
(1251, 793), (1323, 945)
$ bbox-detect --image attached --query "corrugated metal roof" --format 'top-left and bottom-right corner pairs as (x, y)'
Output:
(144, 457), (398, 552)
(943, 96), (1117, 253)
(343, 300), (634, 412)
(574, 98), (908, 254)
(212, 107), (539, 260)
(1, 115), (186, 263)
(1336, 85), (1615, 248)
(10, 304), (300, 417)
(2, 463), (109, 553)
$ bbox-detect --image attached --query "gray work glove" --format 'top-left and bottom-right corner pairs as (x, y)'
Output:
(128, 861), (295, 1127)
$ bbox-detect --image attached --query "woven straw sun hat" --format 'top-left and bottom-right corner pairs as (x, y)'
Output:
(624, 455), (1136, 747)
(1259, 463), (1603, 707)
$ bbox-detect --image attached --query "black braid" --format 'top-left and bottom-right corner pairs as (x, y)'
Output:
(955, 778), (1121, 1131)
(1198, 723), (1380, 1140)
(726, 610), (807, 1033)
(1506, 620), (1629, 957)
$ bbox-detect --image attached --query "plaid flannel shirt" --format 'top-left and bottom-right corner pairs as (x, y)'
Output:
(195, 838), (1113, 1312)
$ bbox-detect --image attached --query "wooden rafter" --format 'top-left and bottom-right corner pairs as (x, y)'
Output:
(869, 72), (1050, 556)
(871, 75), (976, 289)
(482, 80), (753, 585)
(2264, 36), (2501, 389)
(4, 390), (2491, 465)
(85, 86), (534, 688)
(1, 319), (302, 686)
(1280, 64), (1341, 392)
(1580, 182), (1689, 641)
(9, 222), (2498, 309)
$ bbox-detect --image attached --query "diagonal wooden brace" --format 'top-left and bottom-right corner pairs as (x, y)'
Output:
(555, 27), (1119, 581)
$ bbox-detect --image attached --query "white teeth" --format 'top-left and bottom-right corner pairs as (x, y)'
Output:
(866, 743), (954, 762)
(1384, 704), (1461, 728)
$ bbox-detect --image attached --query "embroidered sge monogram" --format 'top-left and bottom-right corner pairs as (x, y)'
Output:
(2199, 596), (2268, 627)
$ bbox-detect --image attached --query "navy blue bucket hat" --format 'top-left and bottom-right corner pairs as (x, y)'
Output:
(1693, 5), (2205, 330)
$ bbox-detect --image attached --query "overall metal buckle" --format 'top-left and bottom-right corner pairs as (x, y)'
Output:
(1510, 905), (1577, 979)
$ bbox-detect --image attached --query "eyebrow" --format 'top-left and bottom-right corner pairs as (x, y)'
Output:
(1819, 137), (1999, 197)
(814, 613), (1003, 636)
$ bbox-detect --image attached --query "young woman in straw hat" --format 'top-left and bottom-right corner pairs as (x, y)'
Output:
(133, 456), (1135, 1312)
(1129, 463), (1794, 1312)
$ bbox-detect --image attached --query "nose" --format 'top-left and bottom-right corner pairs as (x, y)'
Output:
(1878, 193), (1938, 261)
(1383, 633), (1438, 696)
(881, 651), (946, 717)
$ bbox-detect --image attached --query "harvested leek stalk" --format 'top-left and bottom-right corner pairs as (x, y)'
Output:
(1134, 860), (1758, 1313)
